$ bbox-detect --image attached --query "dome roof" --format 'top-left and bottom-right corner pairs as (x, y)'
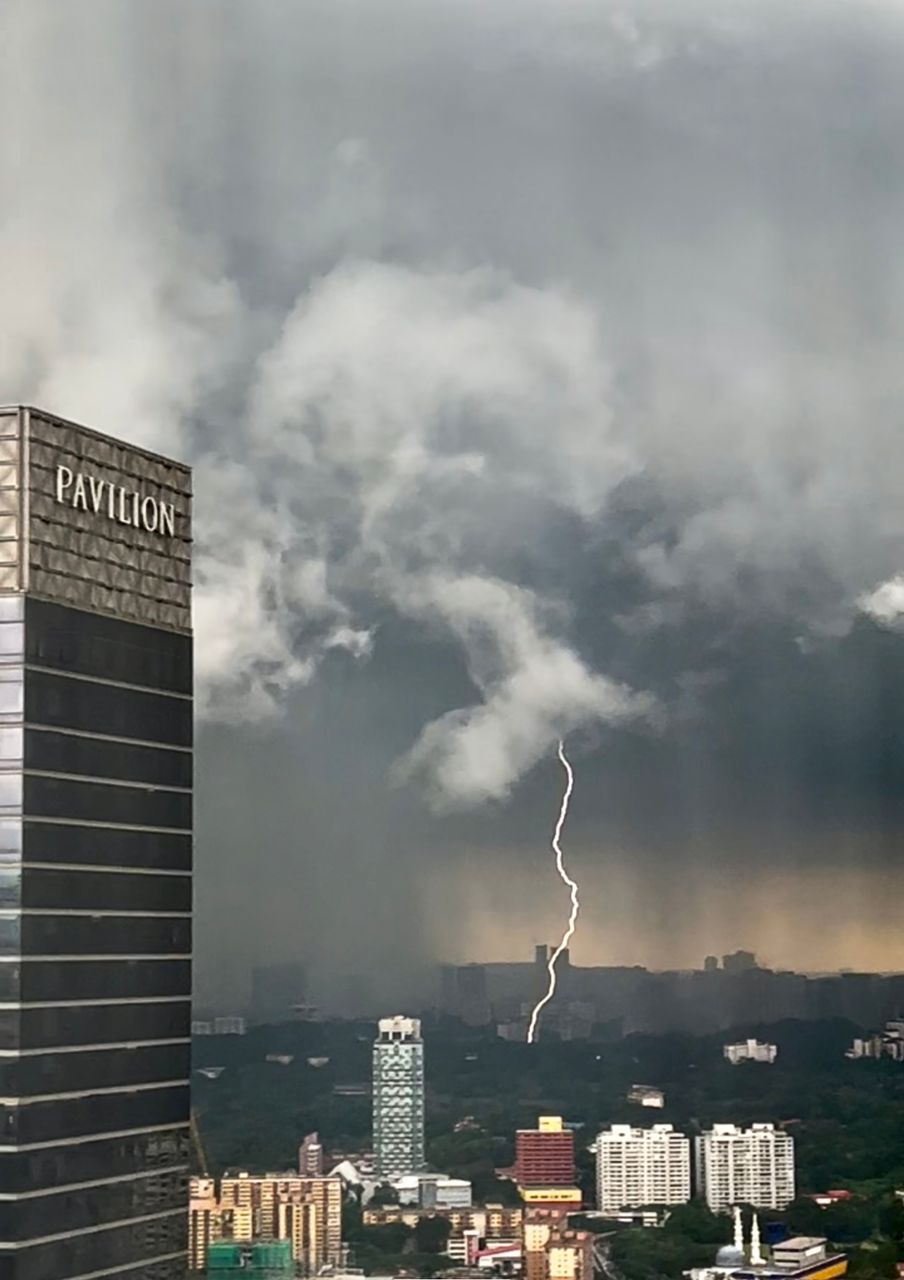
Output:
(715, 1246), (746, 1268)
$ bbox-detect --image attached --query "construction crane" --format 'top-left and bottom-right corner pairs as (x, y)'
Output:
(190, 1109), (209, 1177)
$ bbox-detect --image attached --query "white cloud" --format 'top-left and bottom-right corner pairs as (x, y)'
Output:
(858, 575), (904, 628)
(394, 573), (654, 806)
(242, 261), (650, 801)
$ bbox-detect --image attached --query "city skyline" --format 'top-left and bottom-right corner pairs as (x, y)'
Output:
(4, 4), (904, 1278)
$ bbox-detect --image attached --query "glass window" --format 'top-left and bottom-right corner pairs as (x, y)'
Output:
(0, 1167), (187, 1240)
(0, 672), (23, 720)
(0, 598), (23, 623)
(25, 598), (192, 694)
(0, 819), (21, 858)
(0, 726), (22, 764)
(0, 964), (19, 1001)
(0, 1126), (190, 1193)
(13, 1083), (190, 1145)
(0, 869), (20, 909)
(23, 776), (190, 829)
(18, 1000), (190, 1051)
(0, 1206), (186, 1280)
(0, 1042), (190, 1097)
(19, 915), (191, 959)
(25, 671), (191, 747)
(22, 869), (190, 913)
(20, 958), (190, 1003)
(0, 623), (23, 661)
(0, 774), (21, 812)
(23, 823), (189, 871)
(25, 730), (191, 789)
(0, 916), (21, 956)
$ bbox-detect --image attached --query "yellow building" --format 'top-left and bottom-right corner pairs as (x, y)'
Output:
(523, 1209), (592, 1280)
(362, 1202), (522, 1236)
(188, 1194), (221, 1271)
(188, 1173), (342, 1272)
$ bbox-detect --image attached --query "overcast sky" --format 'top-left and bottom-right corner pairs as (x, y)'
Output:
(4, 0), (904, 1007)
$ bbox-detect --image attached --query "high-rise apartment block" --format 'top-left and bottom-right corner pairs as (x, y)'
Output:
(0, 408), (192, 1279)
(695, 1123), (795, 1212)
(298, 1131), (324, 1176)
(188, 1174), (342, 1272)
(516, 1116), (576, 1191)
(372, 1016), (425, 1178)
(596, 1124), (691, 1212)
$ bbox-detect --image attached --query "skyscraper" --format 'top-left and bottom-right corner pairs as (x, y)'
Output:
(372, 1016), (425, 1178)
(0, 407), (192, 1279)
(695, 1123), (795, 1212)
(595, 1124), (690, 1212)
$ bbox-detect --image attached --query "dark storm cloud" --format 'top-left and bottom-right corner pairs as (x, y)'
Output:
(5, 0), (904, 998)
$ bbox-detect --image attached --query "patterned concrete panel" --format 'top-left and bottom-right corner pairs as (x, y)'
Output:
(0, 407), (192, 634)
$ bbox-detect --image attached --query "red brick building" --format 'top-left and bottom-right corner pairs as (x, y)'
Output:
(515, 1117), (576, 1189)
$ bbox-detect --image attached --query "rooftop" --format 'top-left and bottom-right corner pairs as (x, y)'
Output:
(1, 405), (191, 473)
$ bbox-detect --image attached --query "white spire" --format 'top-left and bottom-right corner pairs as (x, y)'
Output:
(751, 1214), (764, 1267)
(733, 1206), (743, 1254)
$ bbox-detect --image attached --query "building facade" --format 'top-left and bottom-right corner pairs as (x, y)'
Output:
(189, 1173), (343, 1273)
(523, 1209), (593, 1280)
(0, 407), (192, 1279)
(695, 1124), (795, 1212)
(212, 1016), (246, 1036)
(723, 1039), (778, 1065)
(846, 1020), (904, 1062)
(372, 1016), (425, 1178)
(392, 1172), (472, 1208)
(596, 1124), (691, 1212)
(516, 1116), (576, 1192)
(626, 1085), (666, 1109)
(298, 1131), (324, 1177)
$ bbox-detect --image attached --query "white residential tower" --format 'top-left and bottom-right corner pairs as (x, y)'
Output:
(596, 1124), (691, 1212)
(695, 1123), (795, 1212)
(372, 1016), (426, 1179)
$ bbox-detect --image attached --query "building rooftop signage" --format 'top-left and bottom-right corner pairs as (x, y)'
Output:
(55, 463), (176, 536)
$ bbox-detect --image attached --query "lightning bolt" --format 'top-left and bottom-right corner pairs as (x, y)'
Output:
(527, 739), (578, 1044)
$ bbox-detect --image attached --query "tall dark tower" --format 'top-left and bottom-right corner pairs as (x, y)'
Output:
(0, 407), (192, 1279)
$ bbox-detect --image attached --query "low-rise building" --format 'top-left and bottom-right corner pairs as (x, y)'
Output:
(363, 1203), (521, 1237)
(685, 1210), (847, 1280)
(214, 1015), (247, 1035)
(723, 1039), (778, 1065)
(392, 1172), (473, 1208)
(846, 1021), (904, 1061)
(808, 1191), (852, 1210)
(627, 1085), (666, 1109)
